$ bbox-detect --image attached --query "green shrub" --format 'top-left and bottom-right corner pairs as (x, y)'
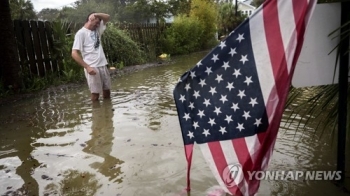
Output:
(50, 21), (84, 82)
(190, 0), (218, 49)
(101, 23), (147, 66)
(161, 15), (203, 55)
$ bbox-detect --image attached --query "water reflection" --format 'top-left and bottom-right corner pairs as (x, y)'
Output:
(44, 170), (101, 196)
(0, 108), (41, 195)
(83, 100), (124, 183)
(0, 51), (349, 195)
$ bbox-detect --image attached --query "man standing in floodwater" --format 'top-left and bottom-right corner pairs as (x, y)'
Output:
(71, 12), (111, 101)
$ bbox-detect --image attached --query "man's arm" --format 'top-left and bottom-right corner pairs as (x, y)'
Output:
(71, 49), (96, 75)
(93, 13), (110, 24)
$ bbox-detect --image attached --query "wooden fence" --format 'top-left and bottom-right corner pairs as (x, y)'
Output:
(13, 20), (62, 77)
(114, 22), (170, 59)
(12, 20), (170, 77)
(116, 23), (169, 42)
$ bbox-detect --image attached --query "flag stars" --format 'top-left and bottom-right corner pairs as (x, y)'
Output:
(193, 121), (200, 129)
(179, 95), (186, 102)
(196, 61), (202, 67)
(187, 131), (194, 139)
(202, 129), (210, 137)
(226, 82), (234, 91)
(172, 1), (316, 146)
(183, 113), (190, 121)
(229, 47), (237, 56)
(244, 76), (253, 86)
(215, 74), (223, 83)
(205, 67), (213, 75)
(189, 102), (195, 110)
(190, 71), (196, 79)
(219, 126), (227, 134)
(208, 118), (216, 126)
(203, 98), (211, 107)
(249, 98), (258, 107)
(233, 69), (242, 78)
(242, 111), (251, 120)
(231, 103), (239, 111)
(199, 79), (206, 87)
(220, 95), (228, 104)
(185, 83), (191, 91)
(197, 110), (205, 118)
(193, 91), (200, 99)
(224, 115), (233, 124)
(237, 90), (246, 99)
(236, 33), (245, 42)
(222, 61), (230, 70)
(240, 55), (249, 64)
(211, 54), (219, 63)
(254, 118), (262, 127)
(214, 107), (222, 116)
(209, 87), (217, 95)
(236, 123), (245, 132)
(219, 41), (226, 49)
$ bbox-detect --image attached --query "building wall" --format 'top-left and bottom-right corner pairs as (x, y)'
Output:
(238, 2), (256, 16)
(218, 0), (256, 16)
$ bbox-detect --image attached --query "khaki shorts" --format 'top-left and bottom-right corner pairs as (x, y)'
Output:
(84, 66), (111, 94)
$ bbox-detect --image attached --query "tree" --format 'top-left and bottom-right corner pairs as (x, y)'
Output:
(57, 7), (76, 22)
(252, 0), (265, 7)
(37, 8), (60, 21)
(217, 2), (245, 38)
(0, 0), (21, 91)
(149, 0), (170, 24)
(121, 0), (152, 23)
(9, 0), (36, 20)
(117, 0), (170, 23)
(58, 0), (115, 23)
(168, 0), (191, 16)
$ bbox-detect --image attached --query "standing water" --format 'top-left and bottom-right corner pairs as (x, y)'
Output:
(0, 51), (348, 196)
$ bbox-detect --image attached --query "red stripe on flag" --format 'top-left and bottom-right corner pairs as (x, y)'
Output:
(232, 138), (257, 195)
(255, 0), (313, 177)
(254, 0), (292, 174)
(232, 138), (252, 173)
(290, 0), (309, 74)
(263, 0), (289, 91)
(184, 144), (194, 191)
(208, 141), (243, 196)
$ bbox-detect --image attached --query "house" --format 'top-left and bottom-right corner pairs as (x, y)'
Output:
(237, 0), (256, 16)
(218, 0), (256, 16)
(145, 14), (174, 23)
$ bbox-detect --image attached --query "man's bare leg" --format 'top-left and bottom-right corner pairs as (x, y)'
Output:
(91, 93), (99, 101)
(103, 90), (110, 99)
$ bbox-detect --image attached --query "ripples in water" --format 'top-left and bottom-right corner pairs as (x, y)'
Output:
(0, 52), (348, 195)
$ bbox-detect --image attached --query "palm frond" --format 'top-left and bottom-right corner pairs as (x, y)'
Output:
(283, 7), (350, 142)
(283, 84), (345, 142)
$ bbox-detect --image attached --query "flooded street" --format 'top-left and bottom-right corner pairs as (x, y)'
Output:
(0, 51), (349, 196)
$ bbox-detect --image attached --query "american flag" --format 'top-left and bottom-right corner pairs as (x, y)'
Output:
(173, 0), (317, 195)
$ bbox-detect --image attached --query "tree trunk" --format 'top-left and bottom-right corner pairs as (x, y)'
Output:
(0, 0), (21, 91)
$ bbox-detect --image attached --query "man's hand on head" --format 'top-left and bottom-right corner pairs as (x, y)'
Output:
(89, 14), (97, 22)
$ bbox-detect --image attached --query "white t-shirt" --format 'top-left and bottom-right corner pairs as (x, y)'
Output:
(72, 20), (108, 67)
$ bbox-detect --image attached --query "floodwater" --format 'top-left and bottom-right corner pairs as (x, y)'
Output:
(0, 51), (349, 196)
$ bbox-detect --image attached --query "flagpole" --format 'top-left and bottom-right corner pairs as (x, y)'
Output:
(337, 0), (349, 184)
(235, 0), (238, 16)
